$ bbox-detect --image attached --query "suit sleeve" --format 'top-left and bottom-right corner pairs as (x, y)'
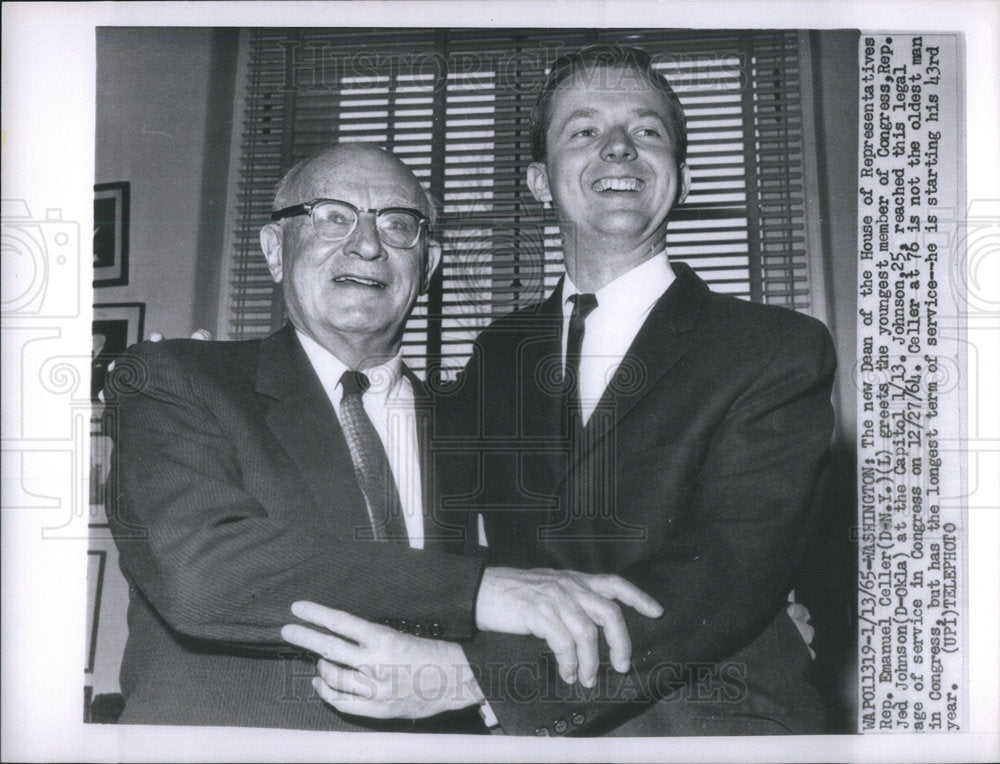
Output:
(106, 342), (484, 649)
(460, 316), (836, 735)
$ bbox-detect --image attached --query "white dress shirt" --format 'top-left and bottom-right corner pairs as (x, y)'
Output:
(296, 331), (425, 549)
(561, 252), (676, 425)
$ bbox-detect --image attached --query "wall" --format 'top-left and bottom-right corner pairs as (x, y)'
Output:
(799, 29), (861, 732)
(813, 29), (863, 444)
(94, 27), (237, 337)
(88, 27), (238, 703)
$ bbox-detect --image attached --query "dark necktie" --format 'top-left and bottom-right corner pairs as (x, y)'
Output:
(339, 370), (408, 543)
(564, 293), (599, 422)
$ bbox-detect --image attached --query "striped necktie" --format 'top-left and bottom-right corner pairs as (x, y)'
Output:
(339, 370), (408, 543)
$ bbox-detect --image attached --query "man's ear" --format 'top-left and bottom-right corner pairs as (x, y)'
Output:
(421, 239), (443, 295)
(260, 223), (284, 283)
(526, 162), (553, 204)
(676, 163), (692, 206)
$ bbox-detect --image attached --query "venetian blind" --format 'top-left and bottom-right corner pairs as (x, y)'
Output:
(225, 29), (813, 378)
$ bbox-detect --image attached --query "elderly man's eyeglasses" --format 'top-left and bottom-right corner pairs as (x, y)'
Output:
(271, 198), (429, 249)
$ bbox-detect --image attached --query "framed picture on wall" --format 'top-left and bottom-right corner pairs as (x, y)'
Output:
(85, 549), (106, 674)
(92, 302), (145, 403)
(93, 181), (130, 287)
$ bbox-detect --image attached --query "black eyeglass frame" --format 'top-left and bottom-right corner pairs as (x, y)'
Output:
(270, 198), (430, 248)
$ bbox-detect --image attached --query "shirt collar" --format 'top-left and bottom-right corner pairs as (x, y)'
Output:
(562, 250), (675, 319)
(295, 329), (404, 403)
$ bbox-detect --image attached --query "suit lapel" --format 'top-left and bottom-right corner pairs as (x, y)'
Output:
(255, 325), (371, 536)
(406, 366), (434, 542)
(520, 283), (570, 488)
(407, 367), (466, 554)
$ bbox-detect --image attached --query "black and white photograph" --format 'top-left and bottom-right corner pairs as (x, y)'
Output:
(1, 3), (997, 763)
(87, 23), (861, 736)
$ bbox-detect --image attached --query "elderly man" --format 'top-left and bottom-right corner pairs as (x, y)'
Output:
(287, 45), (835, 736)
(105, 143), (661, 730)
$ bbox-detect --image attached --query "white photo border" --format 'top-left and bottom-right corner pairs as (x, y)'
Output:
(1, 2), (997, 762)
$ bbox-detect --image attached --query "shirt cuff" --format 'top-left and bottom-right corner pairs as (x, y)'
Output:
(479, 699), (503, 733)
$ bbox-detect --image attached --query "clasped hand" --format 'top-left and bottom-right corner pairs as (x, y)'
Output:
(281, 602), (484, 720)
(473, 566), (662, 687)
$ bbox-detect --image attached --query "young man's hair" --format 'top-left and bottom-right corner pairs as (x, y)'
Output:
(529, 43), (688, 164)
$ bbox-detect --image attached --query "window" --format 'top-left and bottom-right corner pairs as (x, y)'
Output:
(224, 29), (817, 378)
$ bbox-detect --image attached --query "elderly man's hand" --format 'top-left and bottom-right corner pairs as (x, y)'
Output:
(282, 602), (483, 720)
(100, 329), (213, 402)
(475, 567), (662, 688)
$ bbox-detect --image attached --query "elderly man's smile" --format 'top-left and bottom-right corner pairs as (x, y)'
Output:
(332, 273), (388, 288)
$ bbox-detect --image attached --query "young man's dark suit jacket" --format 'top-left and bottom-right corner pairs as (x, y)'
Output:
(105, 324), (485, 731)
(435, 262), (837, 736)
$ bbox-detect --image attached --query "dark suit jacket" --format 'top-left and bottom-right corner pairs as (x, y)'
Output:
(106, 324), (485, 730)
(434, 263), (836, 736)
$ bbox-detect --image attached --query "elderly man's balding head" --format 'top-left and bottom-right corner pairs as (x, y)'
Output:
(260, 143), (441, 369)
(273, 143), (436, 225)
